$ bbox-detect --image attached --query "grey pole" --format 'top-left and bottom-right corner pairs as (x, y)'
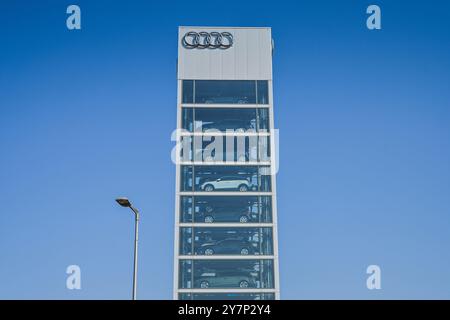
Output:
(130, 206), (139, 300)
(115, 197), (140, 300)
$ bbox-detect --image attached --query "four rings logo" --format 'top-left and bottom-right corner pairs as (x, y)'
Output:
(182, 31), (233, 49)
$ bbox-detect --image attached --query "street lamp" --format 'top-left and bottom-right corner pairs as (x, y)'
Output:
(115, 197), (140, 300)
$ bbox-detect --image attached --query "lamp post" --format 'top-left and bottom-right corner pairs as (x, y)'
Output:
(116, 197), (140, 300)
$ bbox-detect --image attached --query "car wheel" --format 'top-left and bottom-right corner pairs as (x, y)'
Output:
(240, 248), (249, 255)
(204, 216), (214, 223)
(204, 248), (214, 255)
(239, 280), (249, 288)
(239, 215), (249, 223)
(200, 281), (209, 289)
(204, 184), (214, 192)
(238, 184), (248, 192)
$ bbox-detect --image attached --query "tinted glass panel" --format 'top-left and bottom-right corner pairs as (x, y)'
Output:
(182, 108), (194, 132)
(180, 165), (272, 192)
(180, 196), (272, 223)
(179, 259), (274, 289)
(257, 81), (269, 104)
(195, 108), (257, 132)
(258, 108), (269, 131)
(189, 136), (269, 162)
(180, 227), (273, 256)
(181, 80), (269, 105)
(181, 107), (269, 133)
(181, 166), (194, 191)
(182, 80), (194, 103)
(195, 80), (256, 104)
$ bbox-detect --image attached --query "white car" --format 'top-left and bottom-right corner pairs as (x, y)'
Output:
(201, 176), (251, 192)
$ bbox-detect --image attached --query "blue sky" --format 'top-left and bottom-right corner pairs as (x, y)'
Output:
(1, 0), (450, 299)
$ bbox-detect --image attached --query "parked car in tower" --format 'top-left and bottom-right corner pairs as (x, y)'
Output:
(196, 238), (255, 255)
(195, 272), (256, 289)
(200, 176), (251, 192)
(197, 205), (252, 223)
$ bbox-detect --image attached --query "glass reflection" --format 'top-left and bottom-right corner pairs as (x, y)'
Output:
(182, 80), (194, 104)
(180, 227), (273, 256)
(195, 80), (256, 104)
(179, 135), (271, 163)
(180, 196), (272, 223)
(180, 165), (272, 192)
(181, 108), (270, 133)
(179, 259), (274, 289)
(181, 80), (269, 105)
(190, 136), (269, 162)
(257, 80), (269, 104)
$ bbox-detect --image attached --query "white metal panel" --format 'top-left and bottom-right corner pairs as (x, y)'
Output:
(178, 27), (272, 80)
(246, 29), (259, 78)
(259, 28), (273, 79)
(208, 33), (222, 79)
(233, 28), (247, 79)
(221, 38), (235, 79)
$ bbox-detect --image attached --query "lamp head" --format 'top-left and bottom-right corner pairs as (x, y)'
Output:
(116, 197), (131, 207)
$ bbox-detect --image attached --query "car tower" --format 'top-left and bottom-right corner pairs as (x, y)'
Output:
(174, 26), (280, 300)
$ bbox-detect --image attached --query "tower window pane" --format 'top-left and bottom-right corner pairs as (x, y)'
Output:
(182, 80), (194, 103)
(195, 80), (256, 104)
(257, 81), (269, 104)
(181, 195), (273, 223)
(180, 227), (273, 256)
(179, 259), (274, 289)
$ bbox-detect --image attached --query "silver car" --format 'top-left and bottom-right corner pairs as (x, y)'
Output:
(200, 176), (251, 192)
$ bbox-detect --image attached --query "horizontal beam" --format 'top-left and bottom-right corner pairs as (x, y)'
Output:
(177, 255), (275, 260)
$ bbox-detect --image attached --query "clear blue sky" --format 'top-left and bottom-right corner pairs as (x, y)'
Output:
(1, 0), (450, 299)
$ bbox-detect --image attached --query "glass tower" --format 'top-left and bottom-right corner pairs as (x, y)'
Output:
(174, 27), (280, 300)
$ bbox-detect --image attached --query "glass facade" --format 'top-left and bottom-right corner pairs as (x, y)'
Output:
(180, 227), (273, 256)
(180, 165), (271, 192)
(179, 135), (271, 162)
(182, 107), (270, 132)
(179, 260), (274, 289)
(182, 80), (269, 105)
(180, 196), (273, 223)
(175, 28), (278, 300)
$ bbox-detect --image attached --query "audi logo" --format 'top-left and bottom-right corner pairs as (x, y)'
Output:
(182, 31), (233, 49)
